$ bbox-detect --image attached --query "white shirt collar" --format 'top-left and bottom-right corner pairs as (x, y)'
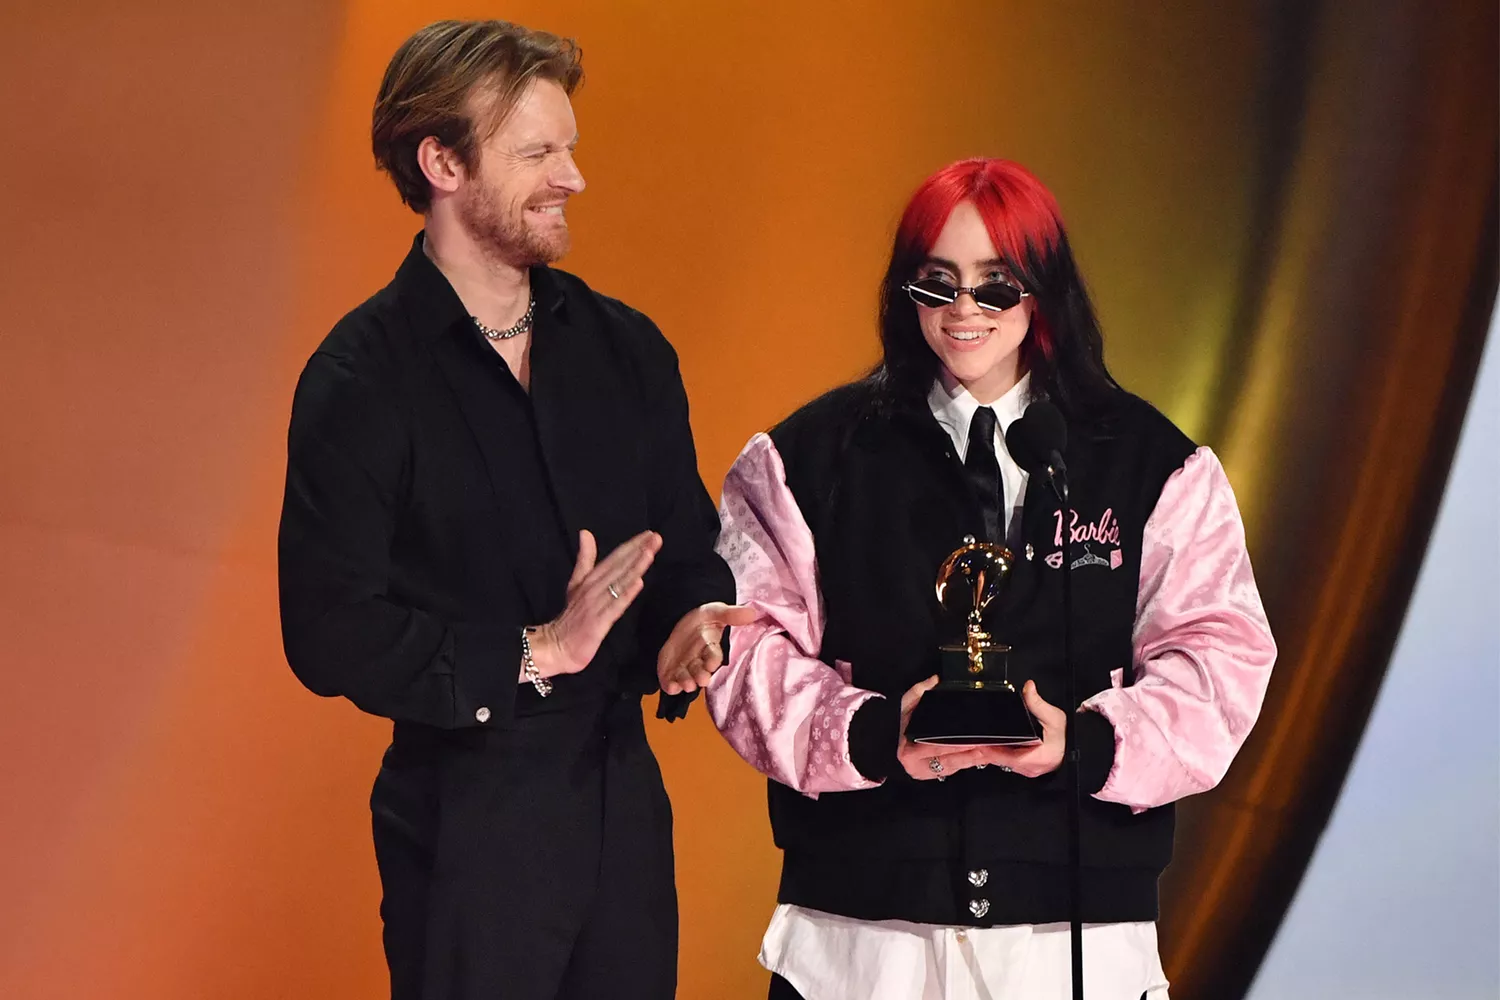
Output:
(926, 370), (1034, 461)
(926, 371), (1033, 543)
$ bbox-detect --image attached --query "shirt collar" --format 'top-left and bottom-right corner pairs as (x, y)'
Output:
(927, 370), (1034, 446)
(392, 231), (570, 339)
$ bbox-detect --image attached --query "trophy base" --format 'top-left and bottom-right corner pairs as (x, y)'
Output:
(904, 686), (1042, 747)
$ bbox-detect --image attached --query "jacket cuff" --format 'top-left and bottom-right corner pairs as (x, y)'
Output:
(848, 695), (900, 782)
(1075, 708), (1118, 794)
(656, 689), (700, 721)
(450, 622), (522, 727)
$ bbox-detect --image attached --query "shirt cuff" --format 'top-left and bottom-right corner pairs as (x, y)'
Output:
(450, 622), (522, 727)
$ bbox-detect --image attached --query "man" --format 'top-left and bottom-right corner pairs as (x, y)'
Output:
(278, 20), (750, 1000)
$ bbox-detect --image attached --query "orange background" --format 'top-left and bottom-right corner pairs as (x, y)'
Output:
(3, 2), (1489, 998)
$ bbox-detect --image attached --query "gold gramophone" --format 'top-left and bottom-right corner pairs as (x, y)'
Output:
(904, 537), (1041, 746)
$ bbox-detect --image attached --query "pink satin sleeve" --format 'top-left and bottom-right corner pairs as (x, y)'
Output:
(706, 433), (885, 799)
(1082, 447), (1276, 813)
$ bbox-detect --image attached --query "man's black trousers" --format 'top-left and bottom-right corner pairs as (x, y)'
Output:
(373, 695), (677, 1000)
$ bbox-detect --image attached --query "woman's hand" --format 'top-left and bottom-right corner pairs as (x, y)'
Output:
(656, 602), (759, 695)
(895, 675), (998, 781)
(974, 680), (1069, 777)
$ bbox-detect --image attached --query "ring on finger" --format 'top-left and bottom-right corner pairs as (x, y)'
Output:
(607, 582), (622, 600)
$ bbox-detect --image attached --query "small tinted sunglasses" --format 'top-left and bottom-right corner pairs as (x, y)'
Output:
(903, 277), (1030, 312)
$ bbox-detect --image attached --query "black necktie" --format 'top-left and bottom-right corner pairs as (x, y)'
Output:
(964, 406), (1004, 543)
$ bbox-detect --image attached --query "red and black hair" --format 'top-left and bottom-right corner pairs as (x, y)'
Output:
(870, 158), (1121, 419)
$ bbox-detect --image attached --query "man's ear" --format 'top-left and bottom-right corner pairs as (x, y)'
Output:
(416, 136), (465, 196)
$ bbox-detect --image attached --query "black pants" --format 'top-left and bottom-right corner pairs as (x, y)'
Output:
(768, 974), (802, 999)
(373, 696), (677, 1000)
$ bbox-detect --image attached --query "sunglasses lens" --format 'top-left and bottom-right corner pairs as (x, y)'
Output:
(973, 282), (1024, 311)
(906, 279), (957, 308)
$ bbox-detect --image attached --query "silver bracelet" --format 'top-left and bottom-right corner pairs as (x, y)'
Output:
(520, 627), (552, 697)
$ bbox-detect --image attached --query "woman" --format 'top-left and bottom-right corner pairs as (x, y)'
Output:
(696, 159), (1276, 999)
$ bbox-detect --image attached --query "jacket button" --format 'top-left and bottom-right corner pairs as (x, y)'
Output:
(475, 706), (491, 723)
(969, 898), (990, 919)
(967, 869), (988, 887)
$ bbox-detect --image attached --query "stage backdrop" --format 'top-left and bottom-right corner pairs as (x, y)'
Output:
(0, 1), (1493, 998)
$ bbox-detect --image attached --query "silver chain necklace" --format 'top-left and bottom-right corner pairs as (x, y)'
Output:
(473, 296), (535, 341)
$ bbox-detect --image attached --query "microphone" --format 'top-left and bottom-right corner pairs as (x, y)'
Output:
(1007, 397), (1085, 1000)
(1005, 400), (1069, 500)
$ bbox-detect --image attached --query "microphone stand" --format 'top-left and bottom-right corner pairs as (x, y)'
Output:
(1045, 458), (1084, 1000)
